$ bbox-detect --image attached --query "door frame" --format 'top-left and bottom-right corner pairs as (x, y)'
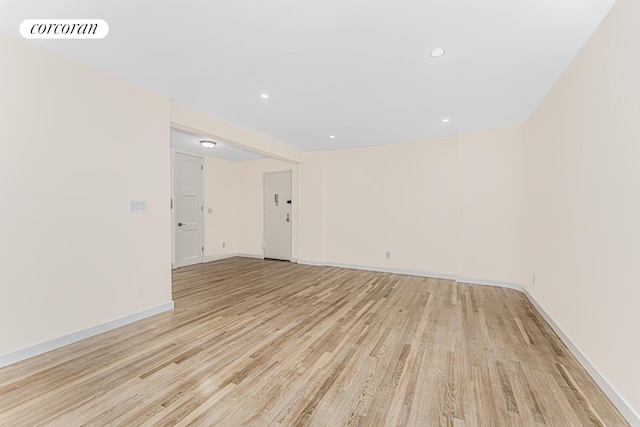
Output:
(263, 170), (293, 261)
(172, 150), (205, 268)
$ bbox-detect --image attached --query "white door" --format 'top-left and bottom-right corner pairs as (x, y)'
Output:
(175, 153), (203, 267)
(264, 171), (292, 261)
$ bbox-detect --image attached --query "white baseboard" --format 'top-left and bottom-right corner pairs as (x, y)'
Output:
(0, 301), (175, 368)
(237, 253), (264, 259)
(456, 275), (639, 426)
(323, 261), (457, 280)
(297, 259), (324, 266)
(204, 253), (238, 263)
(455, 275), (529, 292)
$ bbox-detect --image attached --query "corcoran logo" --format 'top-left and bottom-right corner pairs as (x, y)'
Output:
(19, 19), (109, 39)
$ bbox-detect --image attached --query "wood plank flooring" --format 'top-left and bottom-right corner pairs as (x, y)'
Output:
(0, 257), (629, 426)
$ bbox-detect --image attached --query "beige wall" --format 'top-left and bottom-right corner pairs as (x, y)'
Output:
(524, 0), (640, 415)
(171, 151), (238, 265)
(171, 155), (298, 265)
(298, 131), (524, 285)
(171, 102), (302, 163)
(323, 137), (459, 275)
(234, 158), (299, 258)
(0, 33), (172, 356)
(457, 126), (525, 284)
(203, 156), (238, 259)
(192, 128), (525, 287)
(298, 152), (326, 264)
(4, 0), (638, 415)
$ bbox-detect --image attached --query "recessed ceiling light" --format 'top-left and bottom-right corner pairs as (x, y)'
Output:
(329, 135), (336, 139)
(259, 93), (270, 99)
(441, 117), (452, 124)
(430, 48), (446, 58)
(200, 140), (216, 149)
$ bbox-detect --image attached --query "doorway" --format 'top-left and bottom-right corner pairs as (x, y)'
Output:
(174, 152), (204, 267)
(263, 170), (292, 261)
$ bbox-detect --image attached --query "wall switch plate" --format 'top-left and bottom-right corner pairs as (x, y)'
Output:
(385, 252), (391, 259)
(137, 286), (144, 297)
(222, 242), (226, 248)
(208, 208), (213, 214)
(129, 200), (147, 213)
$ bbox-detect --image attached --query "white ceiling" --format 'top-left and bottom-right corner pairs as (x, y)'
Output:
(0, 0), (617, 151)
(171, 128), (266, 162)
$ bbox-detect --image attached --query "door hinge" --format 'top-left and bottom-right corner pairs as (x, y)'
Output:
(201, 165), (203, 170)
(170, 198), (173, 209)
(201, 206), (204, 212)
(202, 246), (204, 252)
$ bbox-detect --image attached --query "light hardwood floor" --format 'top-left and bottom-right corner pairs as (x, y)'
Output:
(0, 258), (629, 426)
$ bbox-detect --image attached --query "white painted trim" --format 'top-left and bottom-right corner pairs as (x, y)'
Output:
(322, 261), (456, 280)
(237, 253), (264, 259)
(203, 253), (238, 263)
(0, 302), (175, 368)
(455, 275), (639, 426)
(297, 259), (324, 266)
(455, 275), (528, 292)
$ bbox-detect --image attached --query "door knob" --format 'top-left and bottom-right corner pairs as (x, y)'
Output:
(178, 222), (184, 226)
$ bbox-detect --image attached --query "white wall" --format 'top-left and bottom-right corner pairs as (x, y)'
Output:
(524, 0), (640, 415)
(0, 33), (172, 357)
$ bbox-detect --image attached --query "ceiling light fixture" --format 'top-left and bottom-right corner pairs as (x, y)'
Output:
(200, 140), (216, 149)
(329, 135), (336, 139)
(430, 48), (446, 58)
(441, 117), (452, 124)
(260, 93), (270, 99)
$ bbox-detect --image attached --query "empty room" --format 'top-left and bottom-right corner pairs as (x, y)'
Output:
(1, 0), (638, 426)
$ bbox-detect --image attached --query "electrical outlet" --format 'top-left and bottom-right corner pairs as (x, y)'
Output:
(385, 252), (391, 259)
(532, 273), (536, 284)
(137, 286), (144, 297)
